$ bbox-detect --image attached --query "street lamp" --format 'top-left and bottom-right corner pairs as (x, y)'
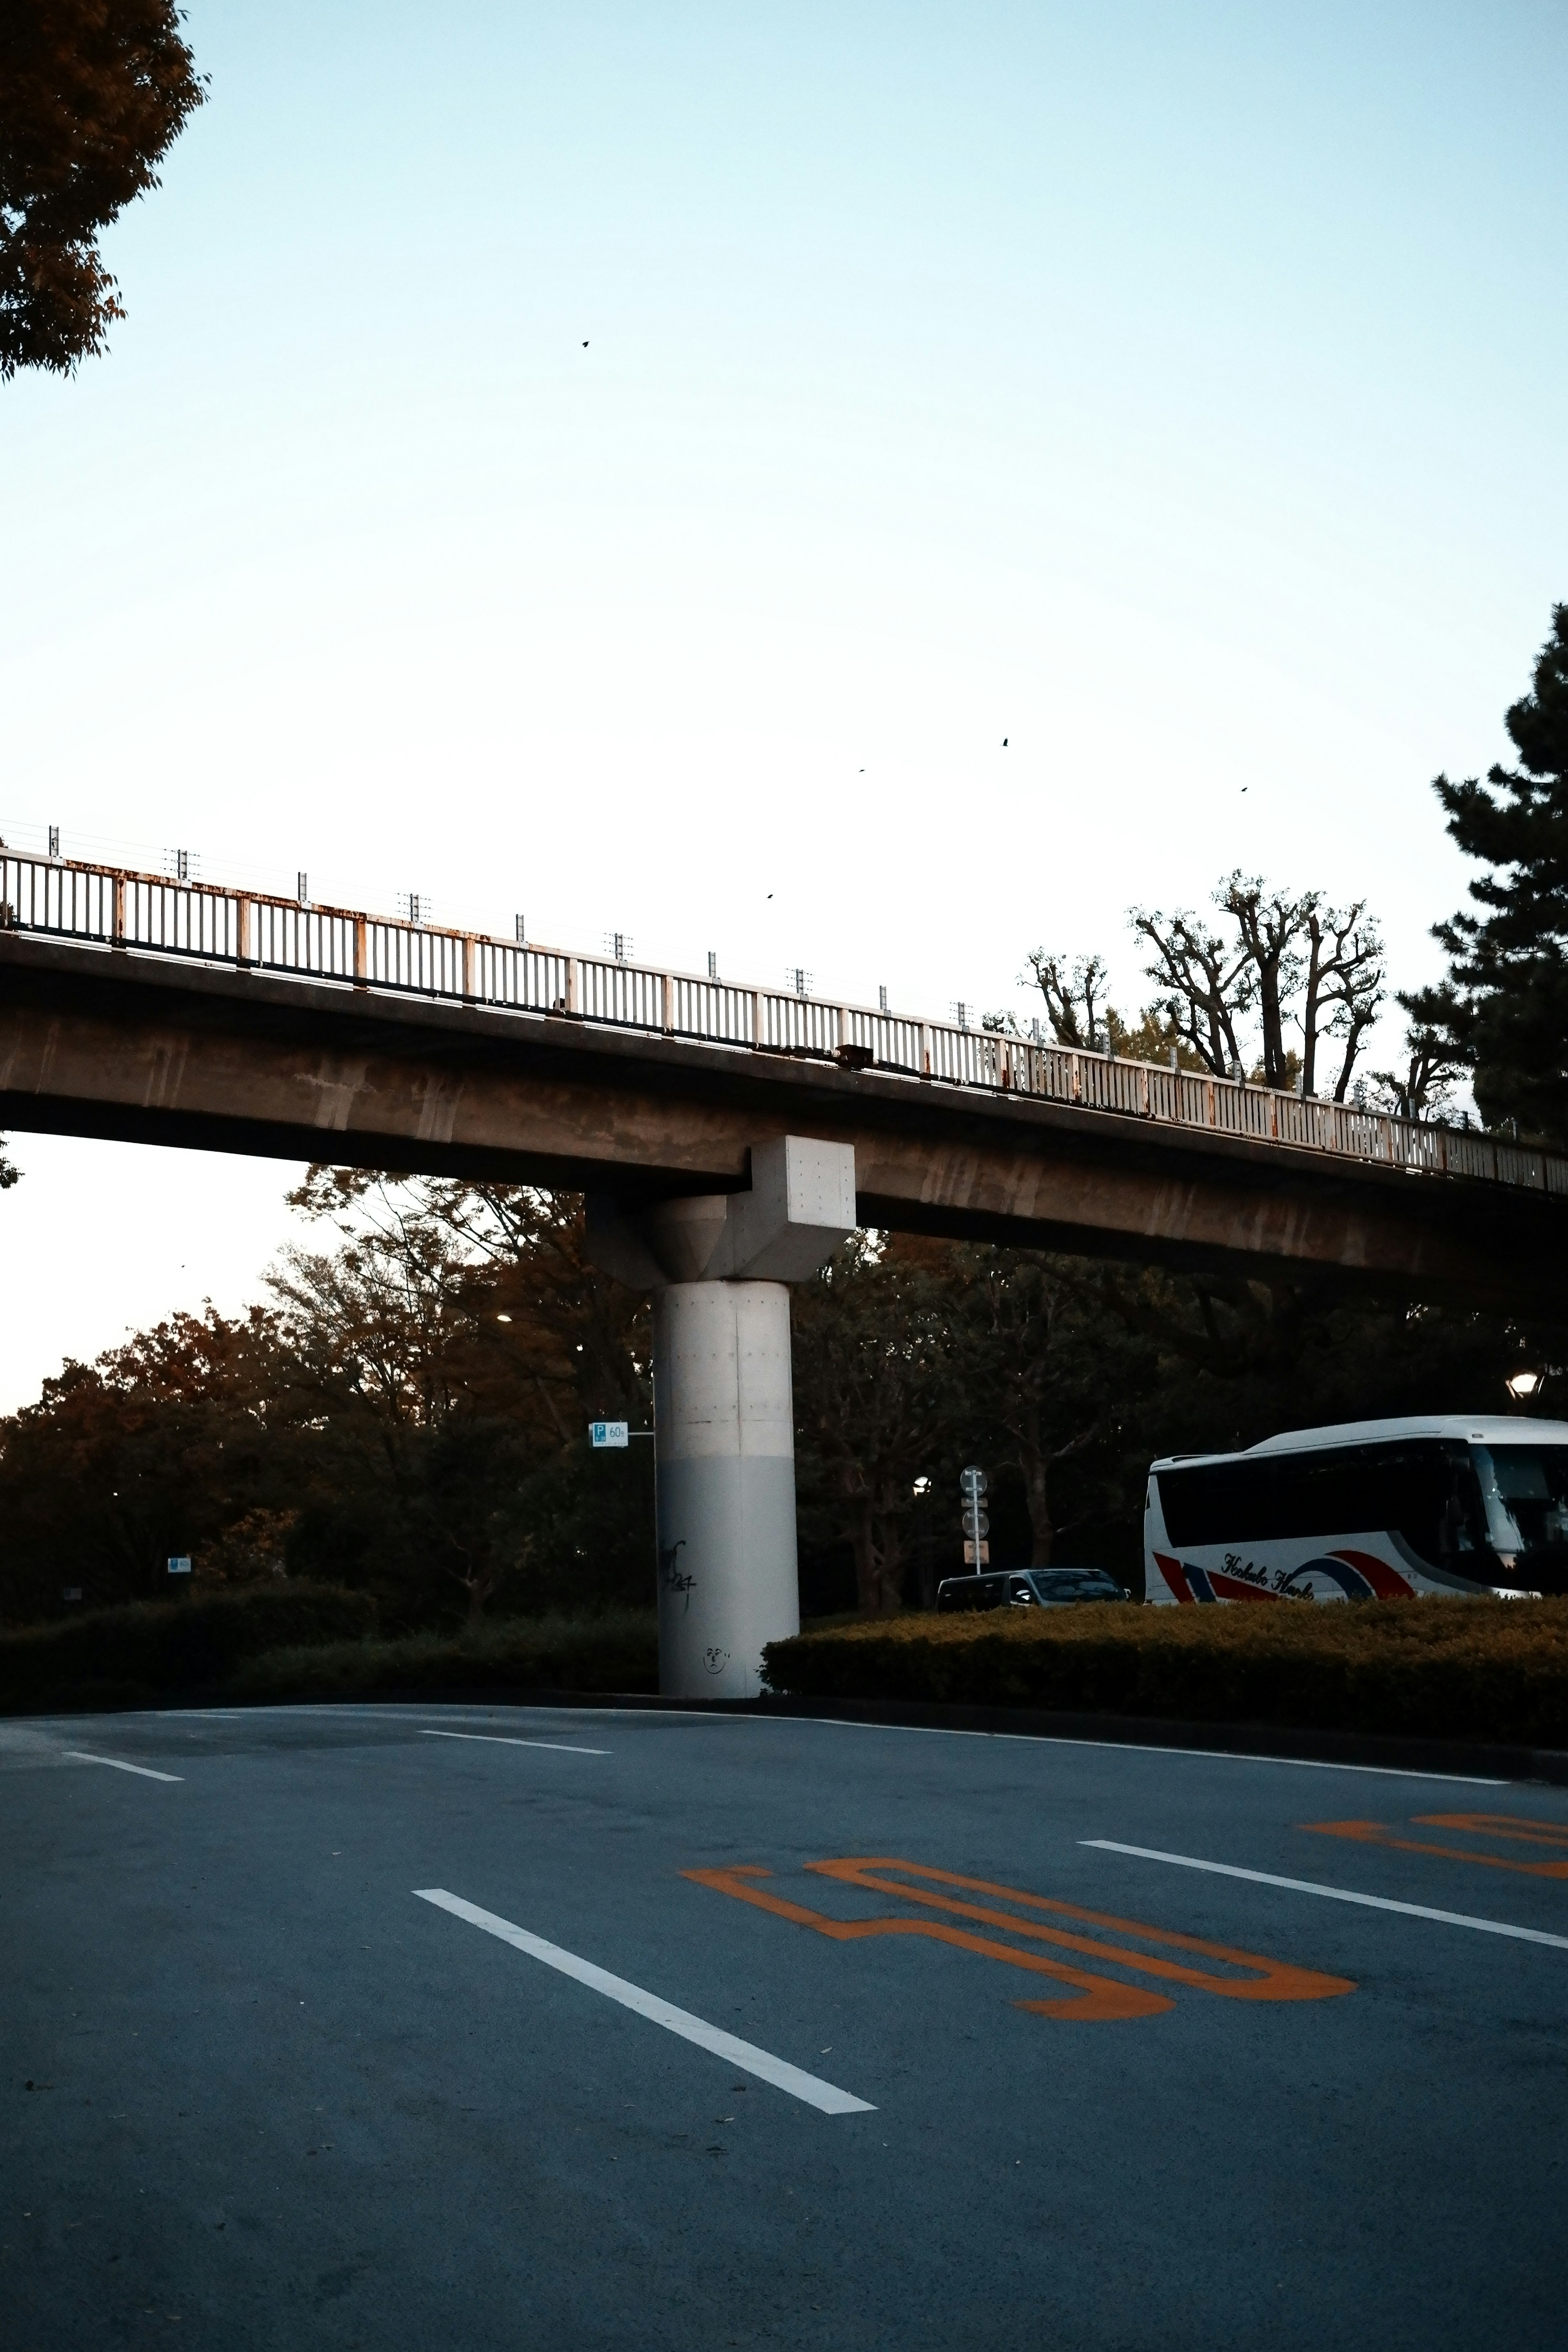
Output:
(1506, 1369), (1544, 1401)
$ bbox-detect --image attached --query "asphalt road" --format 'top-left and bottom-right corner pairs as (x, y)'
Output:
(4, 1702), (1565, 2351)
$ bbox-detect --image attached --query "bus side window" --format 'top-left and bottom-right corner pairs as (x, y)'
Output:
(1165, 1443), (1458, 1554)
(1363, 1441), (1476, 1567)
(1437, 1452), (1483, 1557)
(1277, 1450), (1369, 1540)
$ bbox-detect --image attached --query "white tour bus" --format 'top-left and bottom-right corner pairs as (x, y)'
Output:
(1144, 1415), (1568, 1604)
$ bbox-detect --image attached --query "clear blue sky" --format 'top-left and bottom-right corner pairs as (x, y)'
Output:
(2, 1), (1564, 1402)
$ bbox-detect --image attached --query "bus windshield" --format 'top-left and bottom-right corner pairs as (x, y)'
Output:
(1469, 1446), (1568, 1559)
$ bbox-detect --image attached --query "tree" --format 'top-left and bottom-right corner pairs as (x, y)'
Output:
(1404, 606), (1568, 1143)
(1298, 900), (1385, 1100)
(3, 1151), (1553, 1630)
(953, 1250), (1144, 1568)
(1128, 899), (1252, 1076)
(1, 0), (205, 380)
(1020, 951), (1115, 1050)
(275, 1171), (653, 1624)
(1221, 878), (1305, 1087)
(270, 1201), (481, 1473)
(283, 1168), (650, 1448)
(0, 1305), (305, 1621)
(1132, 872), (1383, 1096)
(0, 1136), (16, 1190)
(792, 1235), (958, 1614)
(1013, 958), (1203, 1069)
(1096, 1257), (1552, 1474)
(1364, 1024), (1466, 1124)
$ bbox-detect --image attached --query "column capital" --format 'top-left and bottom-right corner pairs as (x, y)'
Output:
(586, 1135), (856, 1290)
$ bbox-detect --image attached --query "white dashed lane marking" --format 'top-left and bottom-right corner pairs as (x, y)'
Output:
(414, 1888), (875, 2115)
(62, 1751), (183, 1783)
(419, 1731), (610, 1756)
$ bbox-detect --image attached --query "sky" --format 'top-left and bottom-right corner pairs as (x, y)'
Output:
(2, 0), (1566, 1407)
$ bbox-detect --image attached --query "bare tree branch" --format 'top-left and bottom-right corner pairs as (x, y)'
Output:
(1219, 874), (1310, 1088)
(1131, 877), (1385, 1098)
(1365, 1024), (1466, 1122)
(1022, 951), (1112, 1049)
(1300, 902), (1385, 1099)
(1129, 908), (1252, 1076)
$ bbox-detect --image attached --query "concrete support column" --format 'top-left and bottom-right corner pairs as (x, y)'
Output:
(586, 1135), (857, 1701)
(652, 1278), (797, 1699)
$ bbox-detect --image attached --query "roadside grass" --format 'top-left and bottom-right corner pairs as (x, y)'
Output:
(761, 1598), (1568, 1748)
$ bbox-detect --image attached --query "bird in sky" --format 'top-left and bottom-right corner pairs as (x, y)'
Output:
(582, 339), (589, 347)
(1002, 737), (1009, 747)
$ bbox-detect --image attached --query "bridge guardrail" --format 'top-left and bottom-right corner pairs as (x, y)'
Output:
(2, 849), (1563, 1199)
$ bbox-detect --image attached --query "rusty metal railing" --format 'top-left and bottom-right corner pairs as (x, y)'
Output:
(2, 848), (1563, 1198)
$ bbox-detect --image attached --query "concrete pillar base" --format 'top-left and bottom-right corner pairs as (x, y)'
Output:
(653, 1278), (799, 1700)
(586, 1137), (857, 1701)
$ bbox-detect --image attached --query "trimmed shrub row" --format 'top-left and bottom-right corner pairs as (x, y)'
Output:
(760, 1599), (1568, 1749)
(0, 1590), (658, 1714)
(0, 1583), (377, 1713)
(227, 1609), (658, 1704)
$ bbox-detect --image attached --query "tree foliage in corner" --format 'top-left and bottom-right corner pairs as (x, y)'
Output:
(0, 1135), (16, 1189)
(1406, 607), (1568, 1143)
(0, 0), (205, 380)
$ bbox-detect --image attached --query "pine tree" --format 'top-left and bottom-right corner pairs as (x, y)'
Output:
(1404, 606), (1568, 1141)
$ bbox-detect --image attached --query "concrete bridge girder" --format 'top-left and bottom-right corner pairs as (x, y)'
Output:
(0, 934), (1562, 1312)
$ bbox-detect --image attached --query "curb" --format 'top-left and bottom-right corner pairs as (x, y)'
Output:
(130, 1682), (1568, 1786)
(742, 1693), (1568, 1785)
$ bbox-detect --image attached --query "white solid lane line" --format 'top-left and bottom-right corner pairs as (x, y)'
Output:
(61, 1751), (183, 1783)
(1026, 1740), (1501, 1785)
(1082, 1840), (1568, 1949)
(419, 1731), (609, 1756)
(414, 1889), (875, 2116)
(805, 1719), (1503, 1783)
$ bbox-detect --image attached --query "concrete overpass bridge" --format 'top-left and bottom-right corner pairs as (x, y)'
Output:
(1, 847), (1561, 1303)
(2, 846), (1563, 1695)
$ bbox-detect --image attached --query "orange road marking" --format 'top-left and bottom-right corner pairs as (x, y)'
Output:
(682, 1857), (1354, 2022)
(808, 1859), (1353, 2003)
(1417, 1812), (1568, 1851)
(1303, 1817), (1568, 1880)
(683, 1864), (1169, 2018)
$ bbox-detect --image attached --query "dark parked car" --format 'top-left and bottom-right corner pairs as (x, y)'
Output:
(935, 1568), (1127, 1612)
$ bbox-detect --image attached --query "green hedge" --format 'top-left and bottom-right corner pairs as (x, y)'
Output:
(0, 1583), (377, 1713)
(227, 1608), (658, 1704)
(761, 1599), (1568, 1749)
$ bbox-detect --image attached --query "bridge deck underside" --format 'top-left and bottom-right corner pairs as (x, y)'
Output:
(0, 938), (1559, 1310)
